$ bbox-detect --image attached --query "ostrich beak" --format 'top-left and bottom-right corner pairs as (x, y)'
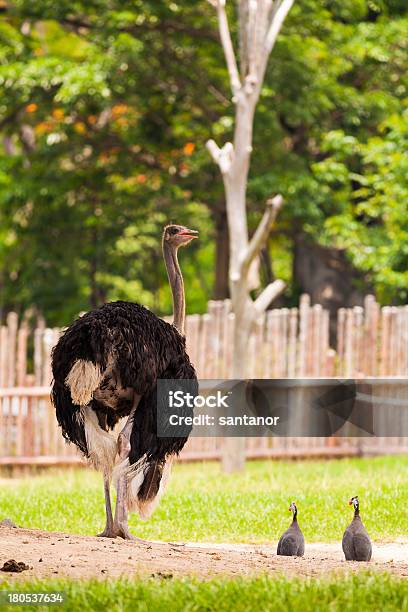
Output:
(179, 228), (198, 239)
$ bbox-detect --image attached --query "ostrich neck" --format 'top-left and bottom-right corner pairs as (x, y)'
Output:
(354, 506), (360, 518)
(163, 241), (185, 335)
(293, 508), (298, 522)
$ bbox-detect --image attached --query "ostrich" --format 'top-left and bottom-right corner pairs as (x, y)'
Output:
(51, 224), (198, 539)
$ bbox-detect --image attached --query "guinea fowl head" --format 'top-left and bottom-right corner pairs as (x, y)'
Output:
(349, 496), (360, 515)
(163, 225), (199, 249)
(289, 501), (298, 519)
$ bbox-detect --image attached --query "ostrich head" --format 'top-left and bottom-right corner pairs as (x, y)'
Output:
(163, 224), (198, 248)
(162, 224), (198, 336)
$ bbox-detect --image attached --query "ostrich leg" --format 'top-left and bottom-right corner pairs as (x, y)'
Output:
(113, 393), (141, 540)
(97, 474), (114, 537)
(86, 410), (116, 538)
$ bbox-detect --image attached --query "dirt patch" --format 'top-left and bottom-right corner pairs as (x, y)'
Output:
(0, 526), (406, 581)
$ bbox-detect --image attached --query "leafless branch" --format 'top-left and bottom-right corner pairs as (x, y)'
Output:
(254, 279), (286, 314)
(206, 139), (221, 162)
(241, 194), (283, 273)
(247, 0), (258, 78)
(60, 15), (219, 42)
(265, 0), (295, 55)
(208, 0), (242, 97)
(206, 139), (234, 174)
(238, 0), (249, 78)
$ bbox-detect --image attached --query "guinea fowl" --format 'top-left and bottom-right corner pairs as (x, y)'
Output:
(51, 224), (198, 540)
(277, 502), (305, 556)
(342, 496), (372, 561)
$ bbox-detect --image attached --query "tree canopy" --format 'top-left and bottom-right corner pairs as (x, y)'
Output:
(0, 1), (406, 324)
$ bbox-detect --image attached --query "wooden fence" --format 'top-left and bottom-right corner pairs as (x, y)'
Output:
(185, 294), (408, 378)
(0, 294), (408, 466)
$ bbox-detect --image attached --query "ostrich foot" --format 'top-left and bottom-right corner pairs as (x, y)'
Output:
(108, 523), (150, 544)
(113, 522), (136, 541)
(96, 524), (141, 541)
(96, 526), (116, 538)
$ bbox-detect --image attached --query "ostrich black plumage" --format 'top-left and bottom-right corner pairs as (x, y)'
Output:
(51, 225), (198, 539)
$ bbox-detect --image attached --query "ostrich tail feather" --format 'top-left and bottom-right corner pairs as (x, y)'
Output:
(135, 458), (173, 519)
(113, 455), (173, 520)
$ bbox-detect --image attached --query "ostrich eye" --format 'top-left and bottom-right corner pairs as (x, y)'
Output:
(168, 227), (179, 236)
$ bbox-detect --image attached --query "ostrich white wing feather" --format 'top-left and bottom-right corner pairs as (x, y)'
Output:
(65, 359), (102, 406)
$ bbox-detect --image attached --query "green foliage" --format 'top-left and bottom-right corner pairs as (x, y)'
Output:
(323, 113), (408, 301)
(1, 456), (406, 541)
(248, 2), (408, 301)
(0, 1), (406, 321)
(0, 3), (219, 322)
(1, 573), (407, 612)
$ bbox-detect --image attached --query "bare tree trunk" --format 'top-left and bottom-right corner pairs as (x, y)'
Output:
(211, 97), (261, 472)
(206, 0), (295, 471)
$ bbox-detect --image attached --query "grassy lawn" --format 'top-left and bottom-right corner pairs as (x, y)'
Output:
(0, 573), (407, 612)
(0, 456), (406, 542)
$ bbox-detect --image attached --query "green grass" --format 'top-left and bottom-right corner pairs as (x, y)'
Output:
(0, 573), (407, 612)
(0, 456), (407, 542)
